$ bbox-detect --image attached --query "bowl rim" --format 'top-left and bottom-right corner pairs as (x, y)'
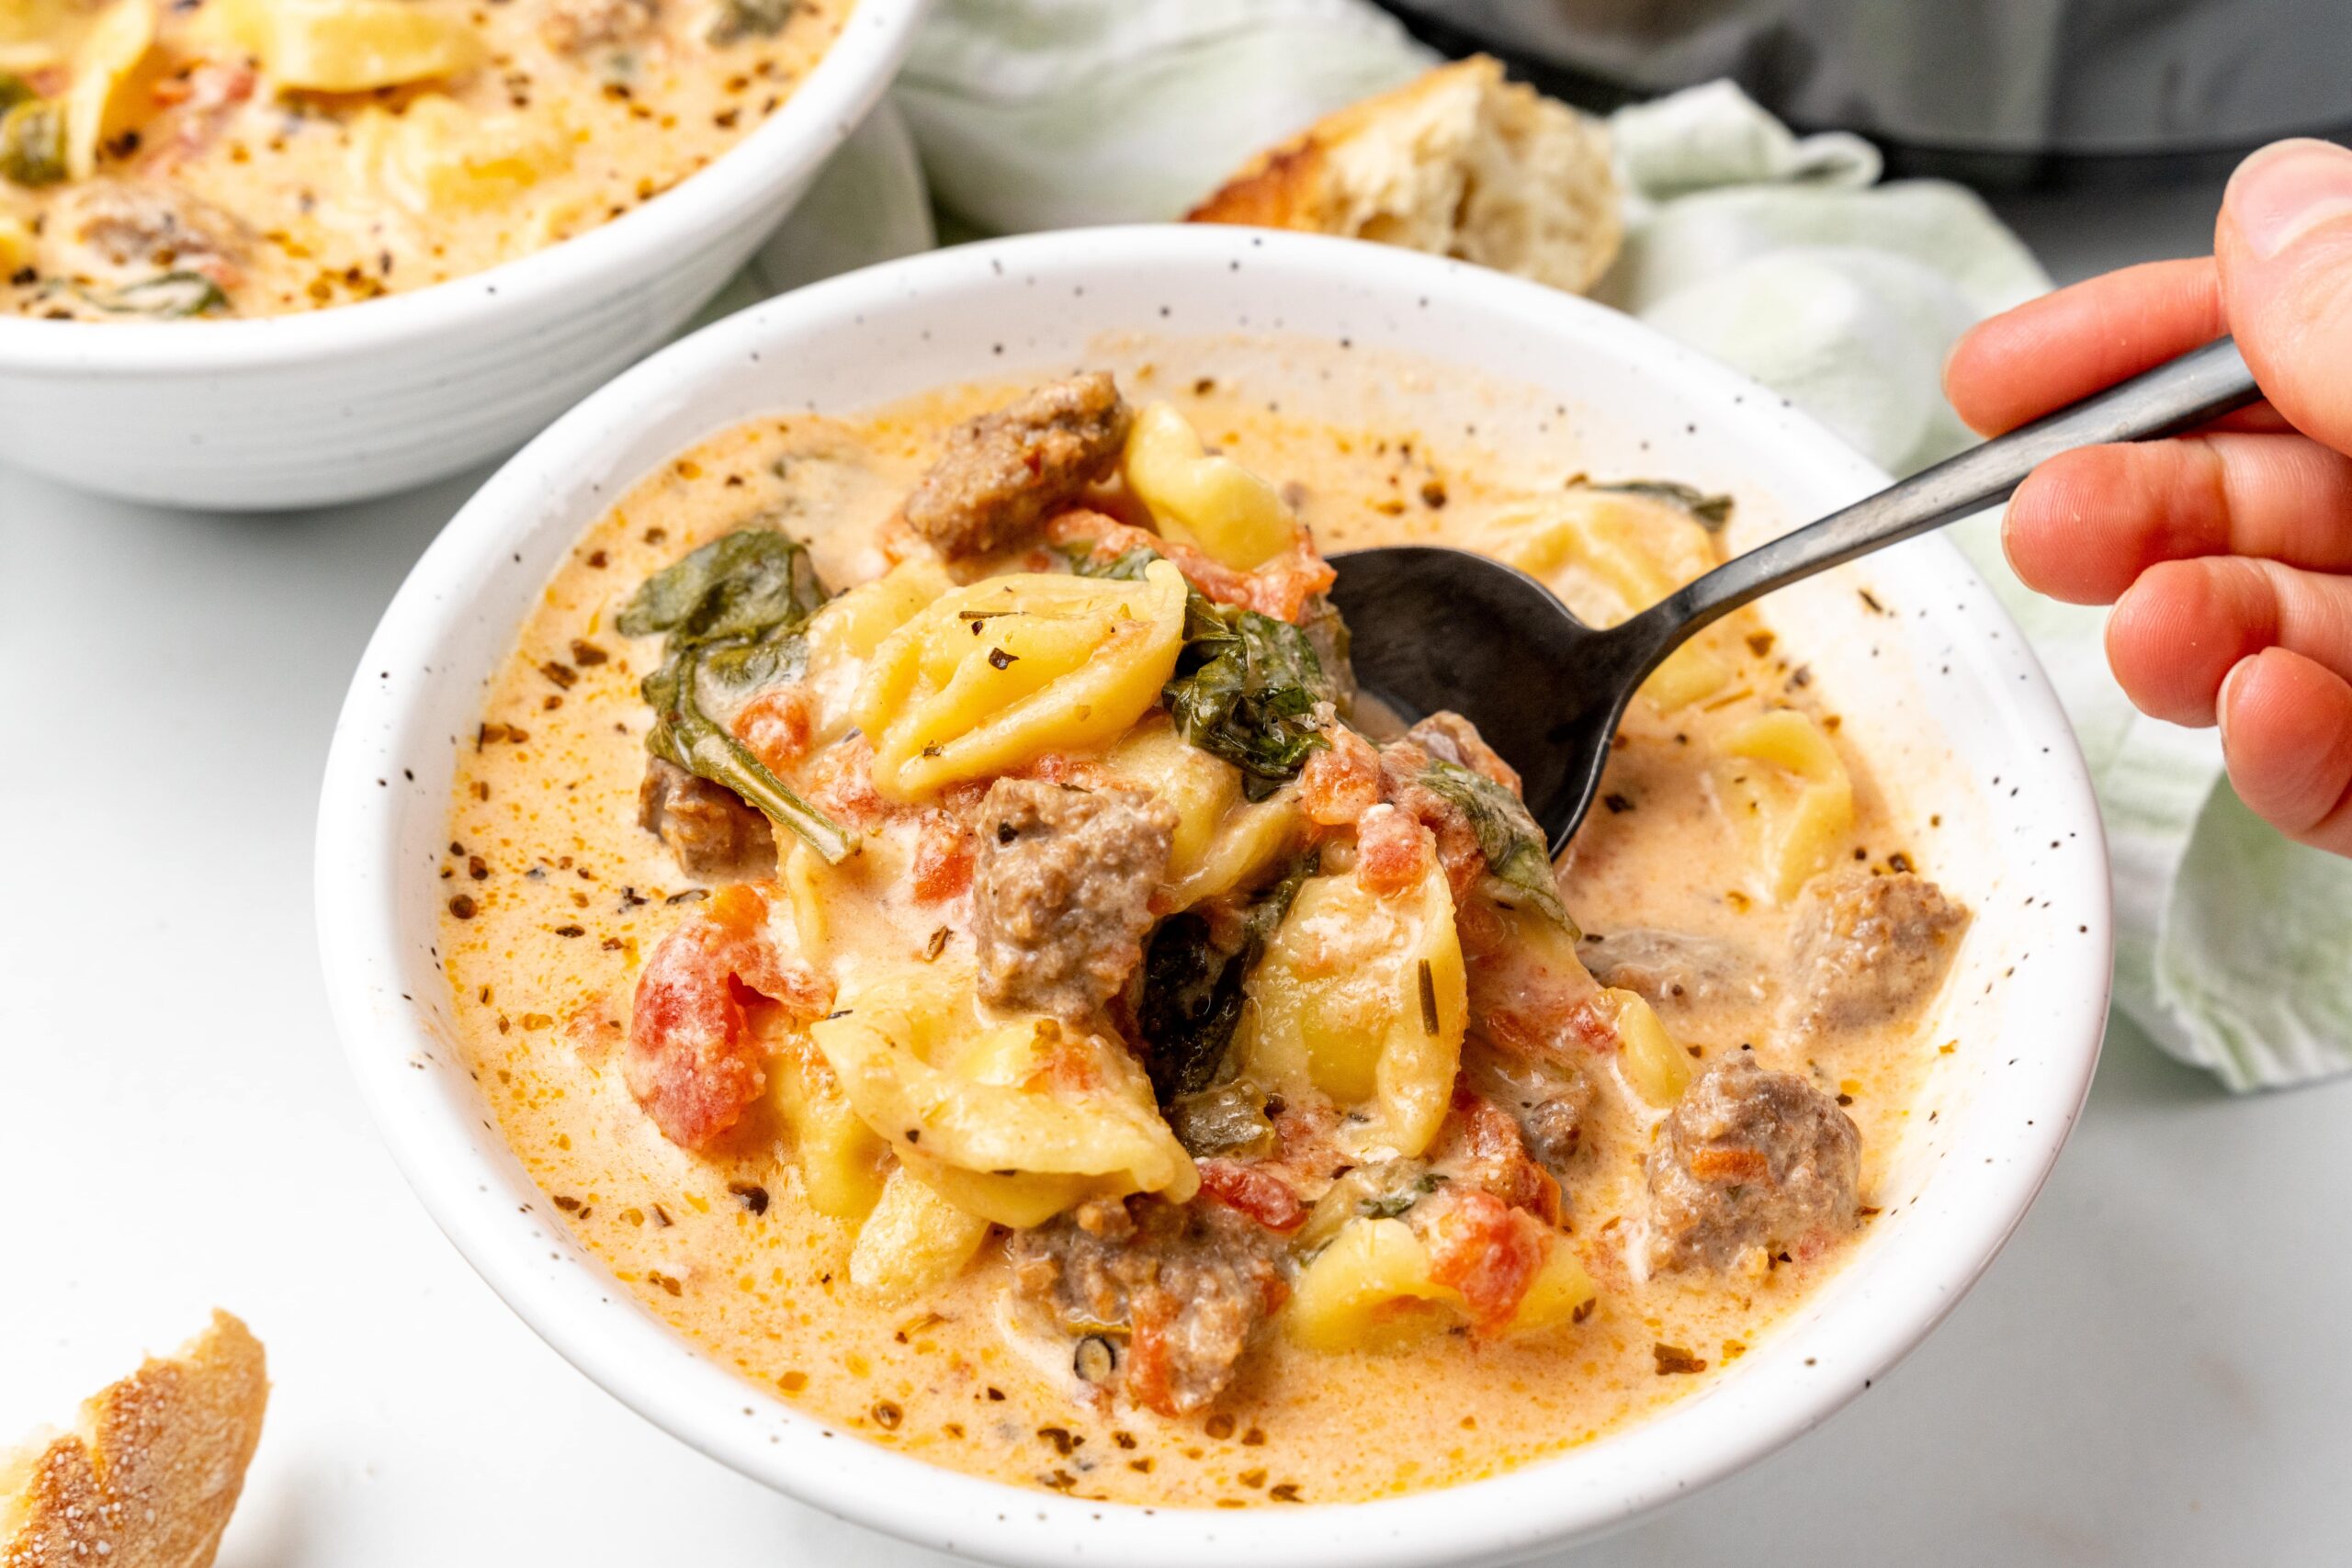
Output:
(0, 0), (929, 372)
(316, 225), (2113, 1568)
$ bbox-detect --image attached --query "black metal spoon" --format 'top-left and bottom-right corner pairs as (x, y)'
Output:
(1329, 335), (2262, 854)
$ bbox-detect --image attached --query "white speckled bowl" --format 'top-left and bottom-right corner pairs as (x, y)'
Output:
(0, 0), (926, 512)
(317, 227), (2112, 1567)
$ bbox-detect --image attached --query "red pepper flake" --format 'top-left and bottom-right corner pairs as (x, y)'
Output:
(540, 660), (578, 689)
(649, 1270), (684, 1297)
(729, 1181), (770, 1215)
(585, 550), (609, 569)
(1746, 631), (1776, 657)
(468, 854), (490, 880)
(553, 924), (585, 938)
(1419, 478), (1447, 509)
(552, 1195), (582, 1211)
(651, 1203), (673, 1227)
(448, 894), (478, 919)
(871, 1401), (903, 1430)
(1888, 851), (1915, 873)
(1654, 1342), (1706, 1375)
(571, 637), (609, 665)
(1602, 792), (1634, 814)
(1204, 1413), (1236, 1440)
(987, 647), (1018, 670)
(1240, 1427), (1265, 1446)
(1269, 1483), (1302, 1503)
(1037, 1427), (1077, 1456)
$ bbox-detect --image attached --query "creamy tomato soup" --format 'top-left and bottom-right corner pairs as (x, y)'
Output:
(435, 345), (1973, 1507)
(0, 0), (843, 318)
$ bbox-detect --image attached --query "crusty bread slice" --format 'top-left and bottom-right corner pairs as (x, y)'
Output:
(1, 1311), (268, 1568)
(1188, 55), (1623, 296)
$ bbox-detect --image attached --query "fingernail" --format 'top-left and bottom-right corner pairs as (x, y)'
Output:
(2228, 139), (2352, 261)
(2217, 655), (2254, 747)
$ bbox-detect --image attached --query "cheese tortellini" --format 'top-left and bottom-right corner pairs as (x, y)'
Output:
(357, 95), (576, 215)
(1237, 862), (1468, 1162)
(848, 1166), (992, 1304)
(1103, 717), (1304, 910)
(1717, 708), (1855, 901)
(853, 561), (1188, 800)
(1122, 401), (1295, 571)
(809, 964), (1197, 1229)
(1284, 1217), (1597, 1351)
(62, 0), (150, 181)
(1481, 486), (1733, 711)
(1599, 987), (1692, 1109)
(221, 0), (481, 92)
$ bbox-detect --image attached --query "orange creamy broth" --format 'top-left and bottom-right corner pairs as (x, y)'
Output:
(0, 0), (844, 319)
(435, 363), (1948, 1506)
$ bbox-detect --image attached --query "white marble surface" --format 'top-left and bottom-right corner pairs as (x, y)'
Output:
(6, 173), (2348, 1567)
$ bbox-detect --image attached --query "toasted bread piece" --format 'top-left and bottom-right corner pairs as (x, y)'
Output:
(1189, 55), (1623, 296)
(1, 1312), (267, 1568)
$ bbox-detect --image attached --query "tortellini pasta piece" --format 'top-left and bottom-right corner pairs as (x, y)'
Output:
(1122, 402), (1295, 571)
(62, 0), (150, 181)
(1482, 488), (1733, 711)
(1598, 987), (1691, 1109)
(0, 212), (31, 274)
(356, 94), (573, 216)
(809, 964), (1196, 1228)
(223, 0), (481, 92)
(1717, 708), (1854, 901)
(765, 1042), (888, 1224)
(0, 0), (76, 67)
(1103, 717), (1304, 909)
(852, 561), (1187, 801)
(1238, 862), (1466, 1161)
(848, 1165), (991, 1304)
(1284, 1217), (1597, 1352)
(802, 558), (955, 739)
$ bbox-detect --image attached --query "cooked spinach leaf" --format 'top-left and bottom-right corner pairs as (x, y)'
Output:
(1418, 758), (1577, 933)
(1576, 478), (1734, 532)
(622, 527), (853, 863)
(707, 0), (795, 44)
(1165, 1079), (1275, 1159)
(0, 97), (65, 186)
(1055, 541), (1159, 582)
(617, 527), (827, 646)
(1358, 1169), (1447, 1220)
(1064, 541), (1351, 796)
(1165, 599), (1337, 800)
(1135, 852), (1317, 1110)
(68, 271), (230, 319)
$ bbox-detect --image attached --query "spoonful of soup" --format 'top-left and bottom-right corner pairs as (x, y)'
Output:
(1328, 335), (2261, 854)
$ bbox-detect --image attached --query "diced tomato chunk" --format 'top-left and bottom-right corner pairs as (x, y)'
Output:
(1423, 1189), (1548, 1336)
(1354, 803), (1435, 896)
(1044, 509), (1336, 624)
(732, 682), (818, 774)
(1445, 1092), (1563, 1226)
(1300, 726), (1381, 827)
(625, 887), (829, 1151)
(1195, 1159), (1307, 1233)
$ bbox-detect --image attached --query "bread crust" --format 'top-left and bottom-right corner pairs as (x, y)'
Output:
(1188, 55), (1623, 296)
(2, 1312), (268, 1568)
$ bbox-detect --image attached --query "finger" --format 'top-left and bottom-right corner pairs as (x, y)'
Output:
(2218, 647), (2352, 855)
(2105, 557), (2352, 726)
(2002, 433), (2352, 604)
(2217, 139), (2352, 456)
(1944, 258), (2224, 436)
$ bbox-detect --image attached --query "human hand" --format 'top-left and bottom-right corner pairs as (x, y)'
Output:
(1944, 138), (2352, 857)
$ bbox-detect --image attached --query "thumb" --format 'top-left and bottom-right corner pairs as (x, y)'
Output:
(2217, 138), (2352, 455)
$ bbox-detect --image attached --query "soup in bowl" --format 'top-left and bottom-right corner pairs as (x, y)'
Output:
(317, 227), (2110, 1565)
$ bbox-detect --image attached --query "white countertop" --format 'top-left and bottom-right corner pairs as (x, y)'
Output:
(6, 176), (2346, 1567)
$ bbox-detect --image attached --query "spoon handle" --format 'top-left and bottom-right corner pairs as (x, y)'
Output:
(1641, 333), (2263, 644)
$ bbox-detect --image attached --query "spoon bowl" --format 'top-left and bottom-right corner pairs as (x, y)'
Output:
(1331, 333), (2262, 851)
